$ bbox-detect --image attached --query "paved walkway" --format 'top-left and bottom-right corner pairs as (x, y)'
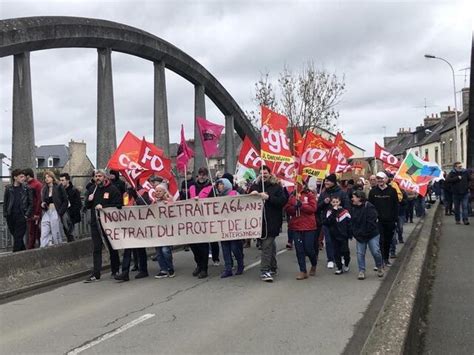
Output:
(423, 213), (474, 354)
(0, 220), (420, 355)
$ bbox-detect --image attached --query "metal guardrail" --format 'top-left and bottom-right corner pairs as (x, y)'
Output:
(0, 201), (91, 252)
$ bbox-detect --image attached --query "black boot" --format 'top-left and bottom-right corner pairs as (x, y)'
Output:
(198, 270), (208, 279)
(114, 272), (129, 282)
(192, 267), (201, 277)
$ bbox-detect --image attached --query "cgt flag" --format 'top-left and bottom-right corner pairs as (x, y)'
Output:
(299, 131), (332, 179)
(196, 117), (224, 158)
(260, 106), (293, 164)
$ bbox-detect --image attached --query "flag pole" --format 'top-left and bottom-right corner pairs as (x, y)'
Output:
(206, 157), (217, 196)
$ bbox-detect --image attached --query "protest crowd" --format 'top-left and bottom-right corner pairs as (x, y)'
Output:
(3, 107), (473, 285)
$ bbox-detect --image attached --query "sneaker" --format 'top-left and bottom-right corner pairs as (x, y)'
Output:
(208, 253), (213, 259)
(151, 255), (157, 261)
(464, 220), (470, 225)
(135, 272), (149, 279)
(184, 246), (190, 251)
(335, 269), (343, 275)
(155, 271), (170, 279)
(192, 267), (201, 277)
(269, 269), (278, 276)
(327, 261), (335, 269)
(384, 260), (392, 267)
(197, 270), (208, 279)
(114, 273), (129, 282)
(168, 271), (176, 278)
(220, 270), (233, 278)
(260, 272), (273, 282)
(213, 260), (220, 266)
(377, 268), (385, 278)
(286, 243), (293, 250)
(84, 275), (100, 283)
(296, 272), (308, 280)
(235, 266), (244, 275)
(373, 266), (378, 271)
(309, 266), (316, 276)
(358, 271), (365, 280)
(110, 272), (118, 279)
(343, 265), (350, 273)
(131, 265), (139, 272)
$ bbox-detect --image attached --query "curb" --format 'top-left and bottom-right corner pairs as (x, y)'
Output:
(358, 202), (441, 354)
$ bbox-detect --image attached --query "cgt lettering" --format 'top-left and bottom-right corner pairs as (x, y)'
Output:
(261, 125), (290, 154)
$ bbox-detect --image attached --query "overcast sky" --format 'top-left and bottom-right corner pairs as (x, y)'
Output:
(0, 0), (472, 169)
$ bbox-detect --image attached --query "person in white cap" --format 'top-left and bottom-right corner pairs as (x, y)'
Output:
(368, 172), (399, 267)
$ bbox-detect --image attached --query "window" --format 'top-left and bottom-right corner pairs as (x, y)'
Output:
(424, 149), (429, 160)
(435, 147), (439, 164)
(35, 158), (38, 169)
(449, 139), (453, 163)
(47, 157), (53, 168)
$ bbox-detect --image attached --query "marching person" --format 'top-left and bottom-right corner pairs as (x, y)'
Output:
(446, 162), (471, 225)
(214, 178), (244, 278)
(59, 173), (83, 242)
(369, 172), (399, 267)
(23, 168), (43, 249)
(249, 165), (288, 282)
(153, 183), (176, 279)
(284, 181), (318, 280)
(322, 196), (352, 275)
(188, 167), (213, 278)
(350, 190), (384, 280)
(40, 170), (68, 247)
(317, 173), (350, 269)
(84, 169), (122, 283)
(3, 169), (33, 252)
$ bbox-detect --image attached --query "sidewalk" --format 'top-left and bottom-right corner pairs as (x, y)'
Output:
(423, 213), (474, 354)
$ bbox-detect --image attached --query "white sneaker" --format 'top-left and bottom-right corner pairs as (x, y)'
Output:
(327, 261), (335, 269)
(343, 266), (350, 273)
(213, 260), (220, 266)
(373, 266), (378, 271)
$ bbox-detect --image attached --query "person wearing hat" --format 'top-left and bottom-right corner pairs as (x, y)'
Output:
(368, 172), (399, 267)
(84, 169), (123, 283)
(317, 173), (350, 269)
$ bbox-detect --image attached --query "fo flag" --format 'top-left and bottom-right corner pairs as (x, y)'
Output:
(328, 147), (352, 174)
(375, 143), (400, 168)
(260, 106), (293, 164)
(299, 131), (332, 179)
(177, 125), (194, 172)
(238, 136), (263, 170)
(196, 117), (224, 158)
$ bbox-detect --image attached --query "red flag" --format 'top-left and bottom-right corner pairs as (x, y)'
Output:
(299, 131), (332, 179)
(177, 125), (194, 172)
(375, 142), (400, 167)
(260, 106), (293, 164)
(107, 131), (144, 170)
(238, 136), (263, 170)
(334, 132), (354, 158)
(138, 139), (172, 179)
(196, 117), (224, 158)
(269, 161), (295, 187)
(328, 146), (352, 174)
(293, 128), (304, 157)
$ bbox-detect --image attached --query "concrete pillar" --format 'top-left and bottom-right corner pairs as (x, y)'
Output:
(153, 61), (170, 156)
(12, 52), (35, 171)
(193, 84), (206, 174)
(224, 114), (236, 173)
(97, 48), (116, 169)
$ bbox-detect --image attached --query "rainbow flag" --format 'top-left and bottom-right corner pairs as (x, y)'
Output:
(394, 150), (443, 196)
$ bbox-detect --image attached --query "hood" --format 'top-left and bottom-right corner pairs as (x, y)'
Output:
(216, 178), (233, 196)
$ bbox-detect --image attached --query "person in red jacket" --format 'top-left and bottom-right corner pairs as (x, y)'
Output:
(284, 182), (318, 280)
(23, 168), (43, 249)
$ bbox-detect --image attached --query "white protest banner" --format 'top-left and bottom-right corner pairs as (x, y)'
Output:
(99, 194), (264, 249)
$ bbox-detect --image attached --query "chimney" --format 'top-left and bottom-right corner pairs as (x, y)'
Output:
(462, 87), (470, 113)
(448, 105), (451, 111)
(440, 109), (456, 122)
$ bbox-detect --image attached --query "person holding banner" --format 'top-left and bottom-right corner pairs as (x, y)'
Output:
(249, 166), (288, 282)
(84, 170), (122, 283)
(284, 182), (318, 280)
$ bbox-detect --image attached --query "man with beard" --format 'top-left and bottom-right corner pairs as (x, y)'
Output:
(84, 169), (122, 283)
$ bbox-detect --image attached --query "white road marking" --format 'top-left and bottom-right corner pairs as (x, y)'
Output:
(66, 313), (155, 355)
(244, 249), (287, 271)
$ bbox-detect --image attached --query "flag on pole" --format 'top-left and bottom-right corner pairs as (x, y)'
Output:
(334, 132), (354, 158)
(196, 117), (224, 158)
(260, 106), (293, 164)
(176, 124), (194, 172)
(375, 142), (400, 168)
(298, 131), (332, 179)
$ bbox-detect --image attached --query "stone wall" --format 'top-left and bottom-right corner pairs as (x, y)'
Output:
(62, 140), (94, 192)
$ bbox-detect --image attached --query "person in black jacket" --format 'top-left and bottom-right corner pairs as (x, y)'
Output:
(446, 162), (471, 225)
(317, 173), (350, 269)
(3, 169), (33, 252)
(109, 170), (127, 197)
(249, 165), (288, 282)
(40, 170), (68, 247)
(368, 172), (399, 267)
(59, 173), (82, 242)
(350, 190), (384, 280)
(322, 196), (352, 275)
(84, 169), (123, 283)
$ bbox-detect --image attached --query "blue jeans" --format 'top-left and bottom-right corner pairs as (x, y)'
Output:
(293, 230), (318, 272)
(156, 246), (174, 273)
(287, 229), (294, 245)
(415, 197), (426, 217)
(391, 215), (405, 255)
(453, 193), (469, 222)
(322, 225), (334, 262)
(357, 236), (383, 272)
(221, 240), (244, 271)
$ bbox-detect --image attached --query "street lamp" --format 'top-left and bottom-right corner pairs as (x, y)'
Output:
(424, 54), (461, 163)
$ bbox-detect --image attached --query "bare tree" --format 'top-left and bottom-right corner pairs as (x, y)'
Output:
(248, 61), (345, 134)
